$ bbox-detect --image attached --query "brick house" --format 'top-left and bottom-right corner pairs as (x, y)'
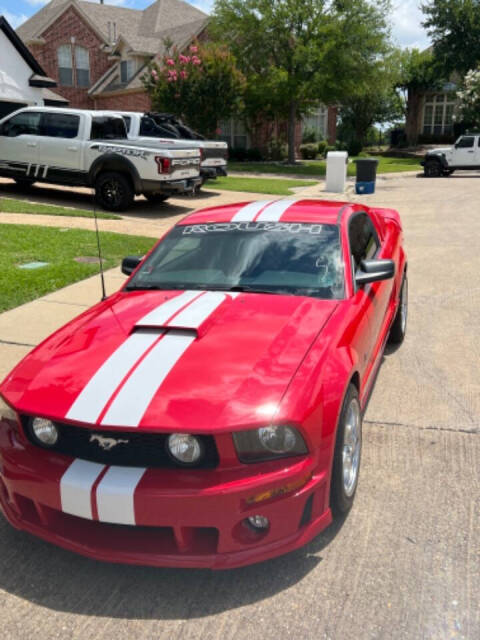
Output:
(17, 0), (337, 147)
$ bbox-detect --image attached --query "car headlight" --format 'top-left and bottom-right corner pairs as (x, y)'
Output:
(30, 417), (59, 447)
(0, 395), (18, 422)
(167, 433), (203, 465)
(233, 425), (308, 463)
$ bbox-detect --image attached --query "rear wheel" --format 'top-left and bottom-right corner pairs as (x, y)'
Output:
(424, 160), (442, 177)
(330, 384), (362, 515)
(388, 274), (408, 344)
(95, 172), (134, 211)
(144, 192), (169, 204)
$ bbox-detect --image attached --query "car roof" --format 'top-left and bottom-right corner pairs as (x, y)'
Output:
(177, 199), (362, 226)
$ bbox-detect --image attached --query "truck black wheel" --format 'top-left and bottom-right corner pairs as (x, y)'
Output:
(424, 160), (442, 177)
(14, 178), (36, 188)
(144, 193), (169, 203)
(95, 172), (134, 211)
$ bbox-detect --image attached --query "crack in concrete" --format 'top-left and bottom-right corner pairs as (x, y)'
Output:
(364, 419), (480, 435)
(0, 339), (36, 348)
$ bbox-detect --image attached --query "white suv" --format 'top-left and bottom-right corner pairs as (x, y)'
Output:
(422, 134), (480, 177)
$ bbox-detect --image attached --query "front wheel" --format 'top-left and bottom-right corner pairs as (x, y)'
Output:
(330, 384), (362, 515)
(424, 160), (442, 177)
(144, 192), (169, 204)
(388, 274), (408, 344)
(95, 172), (134, 211)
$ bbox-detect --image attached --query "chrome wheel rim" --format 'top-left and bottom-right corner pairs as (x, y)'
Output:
(342, 399), (361, 497)
(400, 278), (408, 335)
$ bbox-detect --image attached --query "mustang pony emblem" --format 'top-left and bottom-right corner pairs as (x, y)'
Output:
(89, 434), (129, 450)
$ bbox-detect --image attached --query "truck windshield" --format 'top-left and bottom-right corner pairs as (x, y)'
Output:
(126, 222), (345, 300)
(90, 116), (127, 140)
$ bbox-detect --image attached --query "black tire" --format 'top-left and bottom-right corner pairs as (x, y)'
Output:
(424, 160), (442, 177)
(388, 274), (408, 345)
(14, 178), (36, 188)
(443, 169), (455, 176)
(330, 384), (362, 516)
(95, 172), (134, 211)
(144, 192), (169, 203)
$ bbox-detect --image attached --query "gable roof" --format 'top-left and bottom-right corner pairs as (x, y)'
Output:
(17, 0), (208, 53)
(0, 15), (56, 87)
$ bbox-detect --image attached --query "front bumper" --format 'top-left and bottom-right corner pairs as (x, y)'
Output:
(200, 166), (228, 180)
(0, 421), (331, 569)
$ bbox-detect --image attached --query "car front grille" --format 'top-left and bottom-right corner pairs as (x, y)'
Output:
(203, 147), (228, 161)
(21, 417), (219, 469)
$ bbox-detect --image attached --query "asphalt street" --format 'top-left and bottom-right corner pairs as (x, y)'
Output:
(0, 172), (479, 639)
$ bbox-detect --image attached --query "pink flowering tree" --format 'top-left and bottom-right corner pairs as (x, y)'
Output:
(143, 42), (245, 137)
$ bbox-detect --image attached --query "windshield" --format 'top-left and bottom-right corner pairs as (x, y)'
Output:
(126, 222), (344, 299)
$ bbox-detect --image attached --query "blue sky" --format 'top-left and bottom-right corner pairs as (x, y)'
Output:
(0, 0), (431, 51)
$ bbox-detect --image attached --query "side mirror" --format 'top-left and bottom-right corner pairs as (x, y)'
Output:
(121, 255), (142, 276)
(355, 259), (394, 286)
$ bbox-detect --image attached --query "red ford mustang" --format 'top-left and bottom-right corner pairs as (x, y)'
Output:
(0, 198), (407, 569)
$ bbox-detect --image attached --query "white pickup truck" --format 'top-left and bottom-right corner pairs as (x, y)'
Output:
(110, 111), (228, 183)
(0, 107), (202, 210)
(421, 133), (480, 177)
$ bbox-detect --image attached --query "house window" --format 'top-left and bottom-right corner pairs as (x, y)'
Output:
(423, 93), (456, 135)
(302, 106), (327, 140)
(75, 46), (90, 87)
(218, 119), (248, 149)
(120, 60), (136, 84)
(57, 45), (73, 86)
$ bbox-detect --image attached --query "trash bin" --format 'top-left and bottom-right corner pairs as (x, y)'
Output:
(326, 151), (348, 193)
(354, 158), (378, 194)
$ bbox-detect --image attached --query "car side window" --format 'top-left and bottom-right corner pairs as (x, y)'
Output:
(41, 113), (80, 139)
(1, 112), (42, 137)
(456, 136), (474, 148)
(349, 213), (379, 271)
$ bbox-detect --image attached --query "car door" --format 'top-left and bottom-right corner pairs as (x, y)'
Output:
(38, 112), (83, 179)
(347, 213), (377, 383)
(0, 110), (41, 176)
(452, 135), (477, 166)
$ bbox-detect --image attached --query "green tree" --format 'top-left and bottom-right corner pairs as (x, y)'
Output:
(338, 52), (403, 151)
(211, 0), (392, 163)
(396, 48), (442, 145)
(142, 42), (245, 137)
(422, 1), (480, 76)
(456, 68), (480, 127)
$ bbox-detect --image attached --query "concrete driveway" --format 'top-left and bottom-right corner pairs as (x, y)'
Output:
(0, 173), (479, 639)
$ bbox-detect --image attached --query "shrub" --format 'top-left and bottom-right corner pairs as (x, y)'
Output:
(326, 144), (337, 154)
(229, 147), (248, 161)
(245, 147), (263, 161)
(301, 127), (317, 143)
(266, 137), (288, 161)
(317, 140), (327, 156)
(299, 143), (318, 159)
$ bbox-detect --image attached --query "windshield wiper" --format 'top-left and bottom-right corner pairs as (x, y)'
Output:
(224, 285), (280, 295)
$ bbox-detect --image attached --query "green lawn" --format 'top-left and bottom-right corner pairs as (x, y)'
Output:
(228, 155), (421, 178)
(205, 175), (316, 195)
(0, 197), (120, 220)
(0, 224), (156, 312)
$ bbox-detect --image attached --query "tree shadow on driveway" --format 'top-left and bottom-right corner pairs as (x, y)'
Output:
(0, 513), (347, 619)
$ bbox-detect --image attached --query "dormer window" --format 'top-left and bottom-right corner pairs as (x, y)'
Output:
(120, 60), (136, 84)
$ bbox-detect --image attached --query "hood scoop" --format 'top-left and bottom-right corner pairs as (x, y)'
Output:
(134, 290), (238, 336)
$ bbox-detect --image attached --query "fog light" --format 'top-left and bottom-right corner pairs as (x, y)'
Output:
(31, 417), (58, 446)
(167, 433), (202, 465)
(246, 515), (270, 531)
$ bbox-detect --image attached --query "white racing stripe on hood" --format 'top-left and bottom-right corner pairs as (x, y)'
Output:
(66, 331), (160, 425)
(96, 466), (146, 525)
(101, 330), (196, 427)
(255, 199), (297, 221)
(168, 290), (228, 328)
(136, 290), (202, 327)
(60, 459), (105, 520)
(231, 200), (274, 221)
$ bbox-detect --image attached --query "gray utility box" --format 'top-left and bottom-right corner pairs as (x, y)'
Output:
(326, 151), (348, 193)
